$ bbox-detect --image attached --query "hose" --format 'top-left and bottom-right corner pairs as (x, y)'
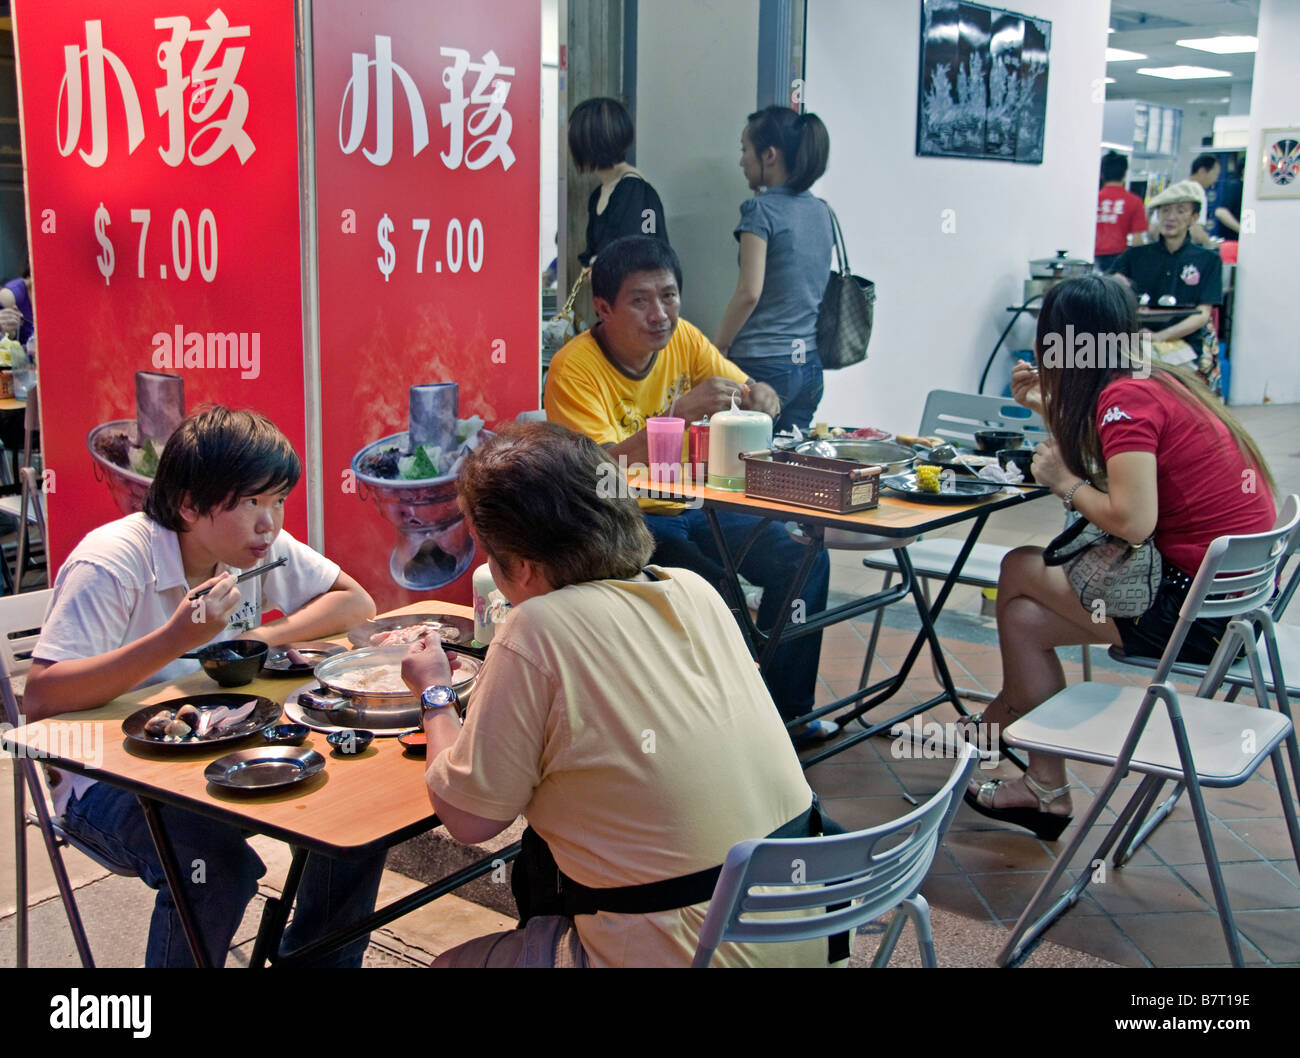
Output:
(978, 293), (1044, 395)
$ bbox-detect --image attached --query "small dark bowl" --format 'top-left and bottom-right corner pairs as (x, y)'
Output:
(998, 448), (1035, 483)
(262, 723), (311, 747)
(197, 639), (268, 687)
(326, 729), (374, 755)
(397, 729), (427, 757)
(974, 430), (1023, 454)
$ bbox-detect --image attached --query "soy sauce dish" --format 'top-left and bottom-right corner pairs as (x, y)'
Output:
(326, 729), (375, 755)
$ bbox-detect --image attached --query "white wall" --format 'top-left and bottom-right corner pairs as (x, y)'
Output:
(806, 0), (1109, 430)
(1232, 0), (1300, 406)
(635, 0), (759, 338)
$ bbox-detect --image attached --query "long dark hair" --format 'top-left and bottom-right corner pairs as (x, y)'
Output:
(1036, 275), (1274, 493)
(745, 106), (829, 193)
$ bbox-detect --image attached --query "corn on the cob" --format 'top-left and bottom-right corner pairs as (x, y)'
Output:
(916, 464), (942, 493)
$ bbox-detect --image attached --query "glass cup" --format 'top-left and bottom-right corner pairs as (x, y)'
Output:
(645, 417), (686, 485)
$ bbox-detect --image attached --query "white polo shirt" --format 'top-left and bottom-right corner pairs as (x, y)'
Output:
(35, 513), (340, 814)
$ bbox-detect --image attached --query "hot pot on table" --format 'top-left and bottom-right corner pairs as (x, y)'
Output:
(296, 643), (479, 730)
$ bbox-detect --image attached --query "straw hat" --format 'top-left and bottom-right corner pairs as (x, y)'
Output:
(1149, 180), (1206, 209)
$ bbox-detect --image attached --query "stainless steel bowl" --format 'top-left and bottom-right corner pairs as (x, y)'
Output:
(794, 439), (914, 472)
(297, 644), (480, 730)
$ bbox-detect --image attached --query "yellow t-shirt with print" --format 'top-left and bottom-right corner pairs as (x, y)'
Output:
(544, 319), (749, 447)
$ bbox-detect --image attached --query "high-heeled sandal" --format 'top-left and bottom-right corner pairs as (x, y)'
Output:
(963, 773), (1073, 841)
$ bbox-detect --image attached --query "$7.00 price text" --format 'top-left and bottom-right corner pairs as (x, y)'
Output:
(376, 213), (485, 281)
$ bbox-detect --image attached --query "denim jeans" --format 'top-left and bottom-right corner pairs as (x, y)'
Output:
(62, 783), (386, 967)
(645, 509), (828, 722)
(731, 352), (825, 435)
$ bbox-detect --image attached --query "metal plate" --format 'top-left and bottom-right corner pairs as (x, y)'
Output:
(914, 447), (1001, 475)
(794, 439), (914, 471)
(881, 472), (1006, 505)
(204, 747), (326, 792)
(346, 613), (474, 649)
(262, 641), (347, 678)
(122, 694), (282, 749)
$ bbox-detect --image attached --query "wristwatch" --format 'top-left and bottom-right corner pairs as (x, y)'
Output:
(420, 685), (461, 720)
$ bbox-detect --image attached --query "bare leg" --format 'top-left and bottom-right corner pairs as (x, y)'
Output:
(972, 547), (1123, 814)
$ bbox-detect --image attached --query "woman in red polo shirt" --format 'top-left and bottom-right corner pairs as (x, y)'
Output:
(964, 274), (1277, 840)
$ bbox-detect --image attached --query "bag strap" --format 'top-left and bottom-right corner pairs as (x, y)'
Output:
(821, 200), (851, 277)
(551, 265), (591, 324)
(1041, 515), (1092, 566)
(550, 798), (850, 963)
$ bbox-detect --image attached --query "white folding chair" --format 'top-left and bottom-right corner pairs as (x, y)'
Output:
(692, 744), (979, 968)
(3, 589), (137, 967)
(0, 385), (43, 591)
(998, 496), (1300, 968)
(1101, 516), (1300, 847)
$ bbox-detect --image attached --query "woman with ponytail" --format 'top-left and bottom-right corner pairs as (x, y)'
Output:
(714, 106), (833, 433)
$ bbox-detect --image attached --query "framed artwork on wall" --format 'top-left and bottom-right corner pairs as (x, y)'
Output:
(1256, 128), (1300, 199)
(916, 0), (1051, 164)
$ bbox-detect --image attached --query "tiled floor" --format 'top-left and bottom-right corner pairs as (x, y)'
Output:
(803, 402), (1300, 967)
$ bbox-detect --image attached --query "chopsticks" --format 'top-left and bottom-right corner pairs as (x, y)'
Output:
(188, 557), (287, 600)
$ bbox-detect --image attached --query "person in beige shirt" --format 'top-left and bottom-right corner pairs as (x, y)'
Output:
(401, 422), (827, 967)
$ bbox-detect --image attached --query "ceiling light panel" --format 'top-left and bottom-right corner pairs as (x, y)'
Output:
(1176, 36), (1258, 54)
(1137, 65), (1233, 80)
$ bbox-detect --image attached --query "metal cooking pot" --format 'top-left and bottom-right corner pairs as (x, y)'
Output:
(794, 438), (914, 472)
(1029, 250), (1093, 280)
(297, 644), (480, 730)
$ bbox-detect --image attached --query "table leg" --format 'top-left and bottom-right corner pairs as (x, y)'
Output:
(702, 508), (769, 658)
(271, 840), (522, 968)
(249, 846), (308, 968)
(13, 762), (27, 967)
(137, 794), (211, 969)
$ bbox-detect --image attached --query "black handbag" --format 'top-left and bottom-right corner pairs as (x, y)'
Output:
(1042, 514), (1161, 619)
(815, 204), (876, 370)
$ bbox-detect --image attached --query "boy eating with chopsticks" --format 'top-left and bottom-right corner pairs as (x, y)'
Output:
(24, 405), (381, 967)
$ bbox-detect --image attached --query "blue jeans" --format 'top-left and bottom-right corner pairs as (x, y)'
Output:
(645, 509), (828, 722)
(62, 783), (386, 967)
(731, 352), (825, 435)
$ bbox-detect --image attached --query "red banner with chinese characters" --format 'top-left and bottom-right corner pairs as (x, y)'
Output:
(11, 0), (307, 569)
(313, 0), (540, 611)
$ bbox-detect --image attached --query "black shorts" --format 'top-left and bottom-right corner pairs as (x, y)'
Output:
(1112, 564), (1230, 665)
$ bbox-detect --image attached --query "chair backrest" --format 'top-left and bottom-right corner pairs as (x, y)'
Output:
(692, 744), (979, 967)
(1270, 517), (1300, 620)
(0, 588), (52, 686)
(1154, 494), (1300, 684)
(24, 382), (38, 432)
(917, 390), (1048, 450)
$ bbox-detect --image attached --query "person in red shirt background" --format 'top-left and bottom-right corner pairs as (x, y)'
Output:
(1095, 152), (1148, 272)
(961, 275), (1277, 841)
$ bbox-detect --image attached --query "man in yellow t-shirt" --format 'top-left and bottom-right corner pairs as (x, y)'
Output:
(401, 423), (828, 967)
(544, 235), (833, 741)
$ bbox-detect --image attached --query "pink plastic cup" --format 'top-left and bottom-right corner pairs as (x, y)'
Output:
(646, 416), (686, 485)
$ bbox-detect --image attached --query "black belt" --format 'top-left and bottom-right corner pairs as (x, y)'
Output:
(516, 799), (851, 963)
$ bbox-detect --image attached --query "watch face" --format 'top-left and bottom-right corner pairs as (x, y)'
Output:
(421, 685), (456, 710)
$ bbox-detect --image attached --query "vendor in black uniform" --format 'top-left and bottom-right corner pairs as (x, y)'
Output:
(568, 97), (671, 267)
(1111, 180), (1224, 396)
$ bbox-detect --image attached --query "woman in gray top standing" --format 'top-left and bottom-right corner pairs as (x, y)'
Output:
(714, 107), (833, 434)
